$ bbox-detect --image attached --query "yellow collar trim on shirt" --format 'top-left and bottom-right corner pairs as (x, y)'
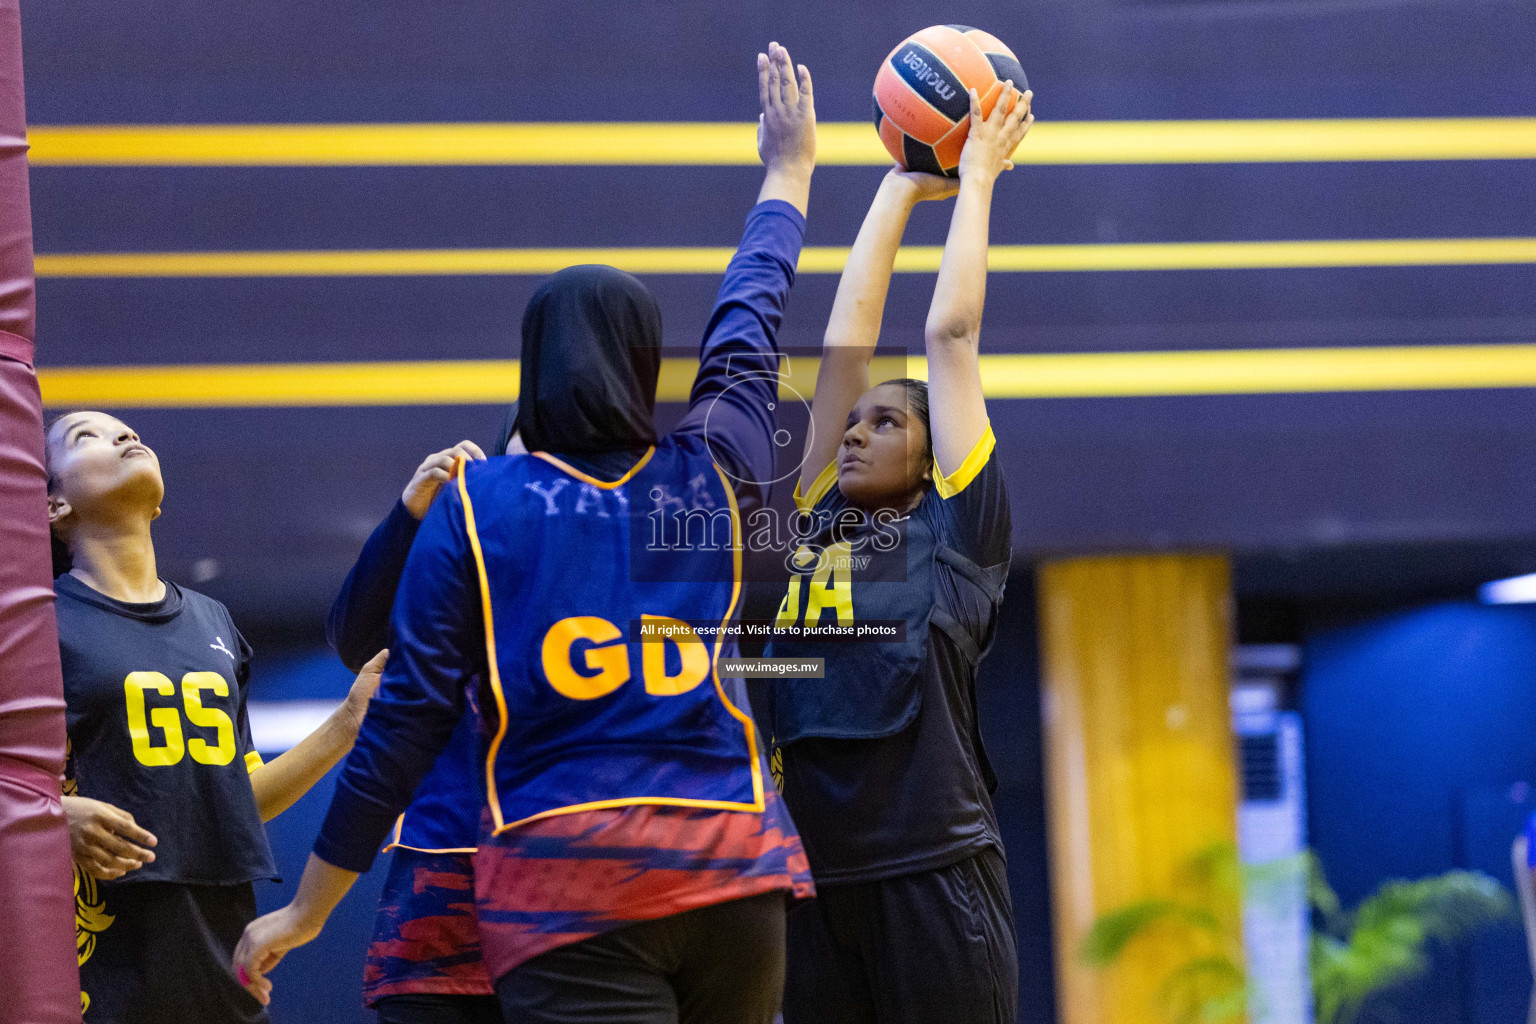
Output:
(794, 461), (839, 511)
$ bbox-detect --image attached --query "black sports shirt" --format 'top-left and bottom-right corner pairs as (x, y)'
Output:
(57, 573), (277, 885)
(765, 427), (1012, 884)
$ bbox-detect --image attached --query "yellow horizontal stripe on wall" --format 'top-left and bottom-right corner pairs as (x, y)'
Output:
(33, 237), (1536, 279)
(976, 344), (1536, 397)
(37, 344), (1536, 409)
(26, 118), (1536, 166)
(39, 360), (526, 408)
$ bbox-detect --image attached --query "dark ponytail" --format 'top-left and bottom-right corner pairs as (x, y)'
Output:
(50, 532), (71, 579)
(43, 412), (73, 577)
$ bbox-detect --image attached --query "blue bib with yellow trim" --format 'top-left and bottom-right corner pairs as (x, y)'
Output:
(457, 436), (764, 835)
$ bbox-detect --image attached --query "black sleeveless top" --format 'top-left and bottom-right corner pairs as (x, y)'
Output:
(762, 428), (1011, 884)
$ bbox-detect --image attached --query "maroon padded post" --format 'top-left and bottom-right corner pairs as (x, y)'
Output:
(0, 1), (84, 1020)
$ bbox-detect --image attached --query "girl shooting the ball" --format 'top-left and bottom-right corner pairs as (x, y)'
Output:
(764, 81), (1033, 1024)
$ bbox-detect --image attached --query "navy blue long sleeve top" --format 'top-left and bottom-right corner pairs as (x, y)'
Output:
(314, 200), (805, 872)
(327, 499), (419, 674)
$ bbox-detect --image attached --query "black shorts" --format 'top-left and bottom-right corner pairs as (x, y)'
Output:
(495, 891), (786, 1024)
(78, 878), (267, 1024)
(782, 846), (1017, 1024)
(375, 993), (505, 1024)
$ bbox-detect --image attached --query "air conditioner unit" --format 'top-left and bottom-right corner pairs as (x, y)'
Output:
(1234, 646), (1312, 1024)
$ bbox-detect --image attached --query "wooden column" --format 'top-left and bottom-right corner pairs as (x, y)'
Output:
(1037, 554), (1244, 1024)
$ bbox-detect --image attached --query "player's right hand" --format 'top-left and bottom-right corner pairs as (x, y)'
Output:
(62, 795), (157, 880)
(889, 167), (961, 203)
(402, 440), (487, 520)
(756, 41), (815, 173)
(234, 904), (322, 1006)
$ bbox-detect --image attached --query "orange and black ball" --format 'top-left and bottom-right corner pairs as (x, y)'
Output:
(873, 25), (1028, 177)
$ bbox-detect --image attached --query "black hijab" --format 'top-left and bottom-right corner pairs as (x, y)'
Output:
(514, 265), (662, 454)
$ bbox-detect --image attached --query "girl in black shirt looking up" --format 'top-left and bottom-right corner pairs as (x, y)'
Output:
(46, 409), (384, 1024)
(764, 86), (1032, 1024)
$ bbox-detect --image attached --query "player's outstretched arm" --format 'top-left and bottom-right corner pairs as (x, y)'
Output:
(235, 853), (359, 1006)
(248, 649), (387, 822)
(674, 42), (814, 506)
(924, 85), (1032, 475)
(755, 41), (815, 215)
(238, 483), (483, 1005)
(797, 168), (958, 496)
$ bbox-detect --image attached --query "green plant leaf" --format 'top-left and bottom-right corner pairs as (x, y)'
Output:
(1308, 852), (1347, 938)
(1183, 841), (1243, 895)
(1310, 870), (1513, 1024)
(1355, 872), (1514, 942)
(1154, 955), (1247, 1024)
(1079, 900), (1223, 967)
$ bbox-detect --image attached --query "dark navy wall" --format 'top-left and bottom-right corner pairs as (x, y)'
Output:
(18, 0), (1536, 123)
(17, 0), (1536, 632)
(1302, 601), (1536, 1024)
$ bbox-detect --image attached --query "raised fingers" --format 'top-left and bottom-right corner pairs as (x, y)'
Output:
(1008, 93), (1034, 151)
(775, 44), (796, 106)
(796, 63), (814, 111)
(764, 44), (782, 109)
(757, 51), (771, 112)
(968, 86), (984, 127)
(1009, 88), (1032, 129)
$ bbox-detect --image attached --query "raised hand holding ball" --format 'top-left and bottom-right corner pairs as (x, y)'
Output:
(873, 25), (1029, 178)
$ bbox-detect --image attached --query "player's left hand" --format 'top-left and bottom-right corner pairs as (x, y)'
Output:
(957, 84), (1033, 183)
(339, 648), (387, 733)
(234, 904), (322, 1006)
(402, 440), (487, 520)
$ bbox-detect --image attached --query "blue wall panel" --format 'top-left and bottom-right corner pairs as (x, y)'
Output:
(1303, 602), (1536, 1023)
